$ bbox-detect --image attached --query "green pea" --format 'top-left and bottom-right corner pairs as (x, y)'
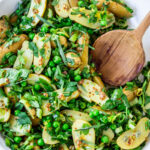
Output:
(101, 135), (109, 143)
(52, 67), (56, 72)
(34, 84), (41, 91)
(21, 81), (27, 87)
(49, 61), (55, 67)
(74, 75), (81, 82)
(62, 123), (69, 130)
(89, 111), (94, 118)
(14, 136), (22, 144)
(14, 110), (21, 116)
(93, 109), (99, 116)
(80, 102), (86, 109)
(37, 138), (45, 146)
(53, 56), (61, 64)
(101, 116), (108, 123)
(41, 26), (48, 33)
(29, 32), (35, 40)
(53, 121), (60, 128)
(5, 137), (11, 146)
(110, 124), (117, 130)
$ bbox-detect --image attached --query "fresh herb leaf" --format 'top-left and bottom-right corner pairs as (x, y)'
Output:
(17, 112), (31, 125)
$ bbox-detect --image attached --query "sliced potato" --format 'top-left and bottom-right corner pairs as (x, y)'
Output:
(54, 0), (71, 18)
(27, 0), (47, 26)
(33, 34), (51, 74)
(42, 127), (59, 144)
(20, 98), (36, 119)
(91, 68), (105, 89)
(0, 78), (10, 87)
(4, 87), (17, 104)
(69, 7), (115, 29)
(42, 100), (51, 116)
(14, 41), (33, 69)
(59, 144), (69, 150)
(31, 117), (40, 126)
(146, 81), (150, 96)
(96, 0), (132, 18)
(56, 89), (80, 102)
(0, 108), (11, 122)
(78, 79), (109, 105)
(9, 115), (31, 136)
(108, 1), (132, 18)
(72, 119), (95, 150)
(61, 110), (91, 122)
(103, 128), (114, 142)
(66, 52), (82, 69)
(27, 74), (56, 90)
(51, 35), (68, 48)
(0, 93), (9, 108)
(0, 18), (9, 39)
(0, 68), (30, 87)
(117, 117), (150, 149)
(69, 0), (78, 7)
(0, 34), (28, 64)
(123, 87), (136, 101)
(77, 33), (89, 70)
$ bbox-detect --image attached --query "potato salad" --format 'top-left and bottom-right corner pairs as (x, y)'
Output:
(0, 0), (150, 150)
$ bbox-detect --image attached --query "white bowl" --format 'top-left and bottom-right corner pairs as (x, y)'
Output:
(0, 0), (150, 149)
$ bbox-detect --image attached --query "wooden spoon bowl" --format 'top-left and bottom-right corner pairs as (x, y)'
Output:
(92, 12), (150, 86)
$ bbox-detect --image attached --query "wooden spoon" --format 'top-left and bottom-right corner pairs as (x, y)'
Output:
(92, 11), (150, 86)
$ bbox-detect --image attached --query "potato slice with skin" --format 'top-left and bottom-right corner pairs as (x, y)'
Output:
(0, 108), (11, 122)
(0, 34), (28, 64)
(20, 98), (36, 119)
(77, 33), (89, 70)
(42, 100), (51, 116)
(61, 110), (91, 122)
(117, 117), (150, 149)
(54, 0), (71, 18)
(33, 34), (51, 74)
(72, 119), (95, 150)
(27, 74), (56, 90)
(42, 127), (59, 144)
(56, 89), (80, 102)
(14, 41), (33, 69)
(0, 18), (9, 40)
(91, 68), (105, 89)
(69, 7), (100, 29)
(78, 79), (109, 105)
(4, 87), (17, 104)
(9, 115), (31, 136)
(69, 7), (115, 29)
(96, 0), (132, 18)
(27, 0), (47, 26)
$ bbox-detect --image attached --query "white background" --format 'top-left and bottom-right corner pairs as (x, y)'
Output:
(0, 0), (150, 149)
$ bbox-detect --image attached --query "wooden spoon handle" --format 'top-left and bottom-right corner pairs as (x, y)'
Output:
(134, 11), (150, 41)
